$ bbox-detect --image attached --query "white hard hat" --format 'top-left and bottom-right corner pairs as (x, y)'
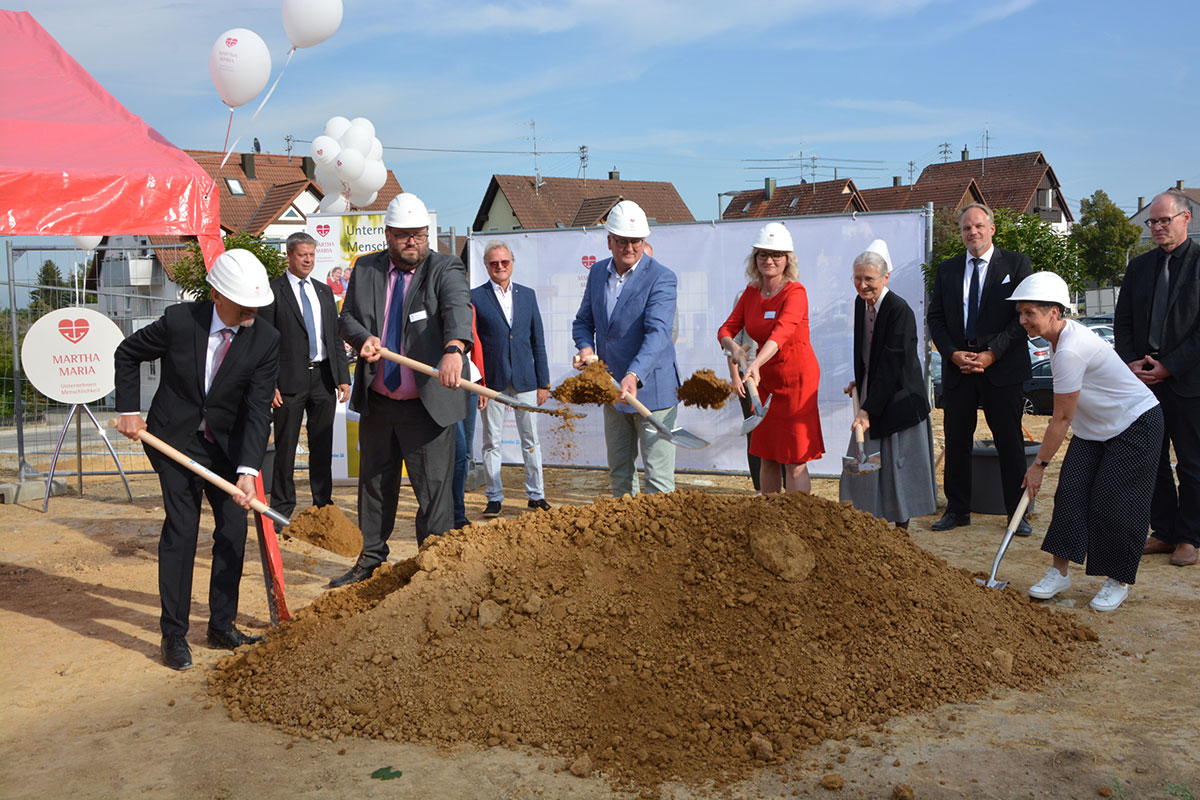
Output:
(384, 192), (430, 229)
(752, 222), (793, 253)
(605, 200), (651, 238)
(863, 239), (892, 273)
(1009, 271), (1071, 307)
(207, 249), (274, 307)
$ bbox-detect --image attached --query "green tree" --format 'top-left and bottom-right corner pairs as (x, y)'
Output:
(1071, 189), (1142, 285)
(28, 260), (69, 316)
(171, 232), (287, 301)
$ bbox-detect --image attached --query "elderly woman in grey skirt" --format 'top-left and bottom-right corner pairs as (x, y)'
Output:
(839, 239), (937, 528)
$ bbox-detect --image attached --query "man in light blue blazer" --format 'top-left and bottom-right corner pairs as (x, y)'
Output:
(572, 200), (681, 496)
(471, 241), (552, 517)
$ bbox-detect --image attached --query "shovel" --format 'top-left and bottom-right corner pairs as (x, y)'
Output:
(839, 387), (881, 516)
(977, 488), (1033, 590)
(722, 349), (771, 435)
(375, 347), (552, 415)
(606, 375), (710, 450)
(842, 388), (881, 476)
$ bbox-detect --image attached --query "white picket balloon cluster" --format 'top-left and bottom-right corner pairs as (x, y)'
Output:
(311, 116), (388, 209)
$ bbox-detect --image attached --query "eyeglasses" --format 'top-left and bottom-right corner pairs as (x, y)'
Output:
(391, 232), (429, 243)
(612, 237), (643, 249)
(486, 259), (512, 268)
(756, 251), (788, 261)
(1146, 211), (1187, 229)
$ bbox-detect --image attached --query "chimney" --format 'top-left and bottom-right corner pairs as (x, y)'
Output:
(764, 177), (776, 200)
(608, 169), (620, 181)
(303, 156), (316, 181)
(1137, 196), (1145, 211)
(893, 176), (902, 187)
(961, 146), (970, 162)
(241, 152), (256, 179)
(1177, 179), (1185, 190)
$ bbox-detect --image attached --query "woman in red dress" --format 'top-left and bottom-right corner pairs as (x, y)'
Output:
(718, 222), (824, 493)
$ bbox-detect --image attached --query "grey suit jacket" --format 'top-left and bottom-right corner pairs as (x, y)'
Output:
(339, 249), (474, 427)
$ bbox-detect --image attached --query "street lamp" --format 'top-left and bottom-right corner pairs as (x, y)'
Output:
(716, 190), (742, 220)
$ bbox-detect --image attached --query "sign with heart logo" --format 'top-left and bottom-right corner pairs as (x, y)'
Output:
(58, 318), (90, 344)
(581, 255), (597, 269)
(225, 37), (238, 47)
(316, 224), (331, 237)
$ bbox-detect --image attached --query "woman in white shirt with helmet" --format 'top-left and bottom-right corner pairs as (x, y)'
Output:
(1012, 271), (1163, 612)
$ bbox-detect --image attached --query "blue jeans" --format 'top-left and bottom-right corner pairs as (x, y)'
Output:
(453, 403), (477, 526)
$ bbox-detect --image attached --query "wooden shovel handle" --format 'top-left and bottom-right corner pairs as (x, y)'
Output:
(375, 347), (505, 402)
(1007, 489), (1033, 534)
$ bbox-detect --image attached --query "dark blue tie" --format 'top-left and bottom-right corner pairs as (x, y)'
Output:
(965, 257), (981, 341)
(299, 279), (319, 361)
(383, 269), (405, 390)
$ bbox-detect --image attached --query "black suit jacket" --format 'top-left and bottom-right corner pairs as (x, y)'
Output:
(339, 249), (474, 427)
(927, 247), (1032, 389)
(1115, 240), (1200, 397)
(114, 302), (279, 470)
(258, 272), (350, 394)
(854, 291), (930, 439)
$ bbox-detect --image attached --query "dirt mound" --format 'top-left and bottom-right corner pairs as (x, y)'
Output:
(678, 369), (733, 409)
(209, 492), (1096, 794)
(551, 360), (620, 405)
(282, 505), (362, 558)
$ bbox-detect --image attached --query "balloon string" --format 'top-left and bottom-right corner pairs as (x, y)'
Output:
(250, 47), (295, 121)
(204, 108), (236, 199)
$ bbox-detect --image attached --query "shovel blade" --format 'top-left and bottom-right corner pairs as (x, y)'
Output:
(741, 414), (764, 435)
(492, 393), (541, 412)
(975, 578), (1009, 591)
(667, 428), (710, 449)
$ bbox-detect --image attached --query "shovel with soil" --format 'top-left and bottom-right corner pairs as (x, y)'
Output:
(572, 355), (709, 449)
(977, 488), (1033, 591)
(841, 388), (881, 512)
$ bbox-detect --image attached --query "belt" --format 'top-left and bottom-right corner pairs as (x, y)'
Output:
(963, 339), (987, 352)
(307, 359), (326, 370)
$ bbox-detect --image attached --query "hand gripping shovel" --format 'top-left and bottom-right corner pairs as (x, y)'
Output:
(607, 375), (710, 450)
(376, 347), (546, 414)
(722, 349), (770, 435)
(977, 488), (1033, 590)
(842, 387), (881, 476)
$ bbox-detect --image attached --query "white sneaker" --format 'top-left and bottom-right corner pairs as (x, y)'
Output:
(1028, 567), (1071, 599)
(1089, 578), (1129, 612)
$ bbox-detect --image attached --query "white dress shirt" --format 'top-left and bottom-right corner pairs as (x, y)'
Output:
(286, 270), (327, 361)
(606, 255), (642, 318)
(961, 245), (994, 324)
(491, 279), (514, 326)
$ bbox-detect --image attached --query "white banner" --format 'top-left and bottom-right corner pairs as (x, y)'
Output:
(468, 211), (927, 478)
(307, 210), (439, 307)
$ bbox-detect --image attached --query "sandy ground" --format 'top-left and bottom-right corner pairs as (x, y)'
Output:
(1, 411), (1197, 800)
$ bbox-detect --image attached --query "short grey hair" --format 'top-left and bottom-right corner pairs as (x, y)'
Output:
(853, 250), (889, 276)
(483, 240), (514, 264)
(958, 202), (995, 226)
(1155, 189), (1192, 216)
(286, 231), (317, 252)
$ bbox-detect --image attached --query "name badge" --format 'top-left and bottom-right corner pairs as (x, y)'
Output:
(764, 311), (777, 319)
(409, 309), (428, 323)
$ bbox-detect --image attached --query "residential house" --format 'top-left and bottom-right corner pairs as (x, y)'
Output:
(858, 176), (987, 214)
(720, 178), (868, 220)
(1128, 180), (1200, 245)
(914, 150), (1073, 229)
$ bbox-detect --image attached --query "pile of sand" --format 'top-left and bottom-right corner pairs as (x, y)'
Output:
(678, 369), (733, 409)
(551, 360), (621, 406)
(210, 491), (1095, 794)
(282, 505), (362, 558)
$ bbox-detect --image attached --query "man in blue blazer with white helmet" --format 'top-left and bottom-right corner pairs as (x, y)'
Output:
(572, 199), (681, 496)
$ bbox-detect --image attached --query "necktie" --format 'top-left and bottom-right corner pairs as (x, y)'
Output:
(299, 279), (319, 361)
(383, 270), (406, 390)
(1148, 253), (1171, 351)
(863, 304), (876, 400)
(965, 257), (982, 341)
(204, 328), (233, 442)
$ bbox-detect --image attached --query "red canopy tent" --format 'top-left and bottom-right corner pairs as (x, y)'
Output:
(0, 10), (223, 265)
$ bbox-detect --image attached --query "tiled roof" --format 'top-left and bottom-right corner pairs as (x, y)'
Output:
(244, 179), (310, 236)
(720, 179), (867, 220)
(473, 174), (694, 231)
(916, 151), (1073, 222)
(858, 178), (986, 212)
(571, 195), (621, 227)
(148, 234), (192, 279)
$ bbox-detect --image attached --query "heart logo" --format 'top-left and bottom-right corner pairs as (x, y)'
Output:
(58, 318), (89, 344)
(316, 224), (331, 237)
(581, 255), (597, 269)
(225, 37), (238, 47)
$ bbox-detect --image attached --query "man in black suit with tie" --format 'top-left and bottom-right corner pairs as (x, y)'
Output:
(259, 232), (350, 519)
(333, 193), (474, 587)
(114, 249), (279, 670)
(1116, 190), (1199, 567)
(927, 203), (1033, 532)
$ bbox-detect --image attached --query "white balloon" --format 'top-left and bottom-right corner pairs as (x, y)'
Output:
(314, 163), (342, 194)
(282, 0), (343, 49)
(338, 124), (372, 156)
(349, 117), (375, 139)
(357, 158), (388, 194)
(367, 136), (383, 162)
(71, 235), (103, 252)
(310, 135), (340, 166)
(323, 115), (352, 140)
(335, 149), (366, 182)
(347, 184), (375, 207)
(318, 193), (349, 213)
(208, 28), (271, 108)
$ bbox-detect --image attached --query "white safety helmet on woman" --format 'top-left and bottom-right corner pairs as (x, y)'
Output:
(752, 222), (794, 253)
(605, 200), (651, 238)
(1009, 271), (1071, 308)
(206, 249), (274, 307)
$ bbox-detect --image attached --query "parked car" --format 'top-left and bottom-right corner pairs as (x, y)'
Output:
(1028, 336), (1051, 360)
(931, 349), (1052, 416)
(1076, 313), (1113, 327)
(1086, 324), (1115, 346)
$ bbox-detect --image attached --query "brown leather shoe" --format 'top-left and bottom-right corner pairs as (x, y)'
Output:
(1143, 536), (1175, 555)
(1169, 543), (1198, 566)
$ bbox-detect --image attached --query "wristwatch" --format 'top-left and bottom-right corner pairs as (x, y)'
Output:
(1035, 459), (1049, 468)
(443, 345), (462, 355)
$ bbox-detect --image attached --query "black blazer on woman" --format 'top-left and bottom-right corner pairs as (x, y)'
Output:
(854, 290), (930, 440)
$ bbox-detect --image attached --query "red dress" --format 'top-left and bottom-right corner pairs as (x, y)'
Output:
(718, 282), (824, 464)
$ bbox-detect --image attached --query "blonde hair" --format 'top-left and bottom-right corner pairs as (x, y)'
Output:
(744, 249), (799, 288)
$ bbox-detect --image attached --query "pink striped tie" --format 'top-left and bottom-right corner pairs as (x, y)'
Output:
(204, 328), (233, 442)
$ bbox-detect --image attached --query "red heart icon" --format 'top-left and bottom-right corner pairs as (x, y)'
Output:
(225, 37), (238, 47)
(581, 255), (597, 269)
(58, 318), (89, 344)
(316, 225), (331, 237)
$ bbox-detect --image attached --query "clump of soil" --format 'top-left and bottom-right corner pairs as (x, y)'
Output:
(210, 492), (1096, 795)
(678, 369), (733, 409)
(551, 360), (620, 406)
(282, 505), (362, 558)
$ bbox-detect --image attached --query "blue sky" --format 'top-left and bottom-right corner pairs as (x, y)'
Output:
(20, 0), (1200, 232)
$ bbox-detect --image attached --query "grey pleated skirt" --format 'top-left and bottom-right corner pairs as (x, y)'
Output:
(839, 416), (938, 524)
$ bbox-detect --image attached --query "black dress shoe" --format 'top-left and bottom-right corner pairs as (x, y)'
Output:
(483, 500), (502, 518)
(207, 626), (264, 650)
(161, 634), (193, 670)
(1014, 517), (1033, 537)
(931, 511), (971, 531)
(527, 498), (551, 512)
(327, 557), (380, 588)
(454, 518), (472, 528)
